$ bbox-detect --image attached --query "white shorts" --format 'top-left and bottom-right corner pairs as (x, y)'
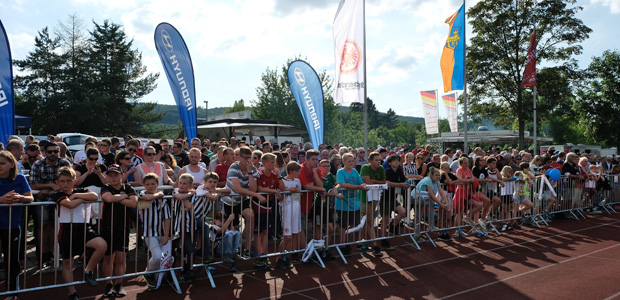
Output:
(280, 201), (301, 236)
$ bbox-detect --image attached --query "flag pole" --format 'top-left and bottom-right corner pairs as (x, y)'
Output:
(533, 85), (537, 155)
(462, 0), (468, 154)
(363, 0), (368, 156)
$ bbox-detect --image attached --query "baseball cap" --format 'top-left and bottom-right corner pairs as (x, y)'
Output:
(388, 150), (396, 155)
(106, 164), (123, 174)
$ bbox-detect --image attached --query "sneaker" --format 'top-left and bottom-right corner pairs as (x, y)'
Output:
(478, 218), (486, 228)
(84, 271), (98, 286)
(501, 224), (507, 231)
(372, 246), (383, 257)
(255, 258), (267, 267)
(428, 225), (440, 232)
(381, 239), (393, 250)
(68, 292), (79, 300)
(463, 216), (474, 225)
(437, 233), (452, 241)
(276, 258), (289, 270)
(243, 249), (259, 258)
(263, 257), (272, 267)
(507, 224), (513, 230)
(114, 284), (127, 297)
(203, 257), (214, 264)
(356, 244), (372, 251)
(340, 245), (352, 257)
(223, 254), (233, 263)
(103, 283), (114, 298)
(232, 253), (242, 261)
(290, 253), (301, 264)
(143, 273), (156, 289)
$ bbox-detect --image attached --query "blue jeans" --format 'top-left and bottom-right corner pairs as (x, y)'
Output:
(195, 218), (211, 259)
(218, 230), (240, 256)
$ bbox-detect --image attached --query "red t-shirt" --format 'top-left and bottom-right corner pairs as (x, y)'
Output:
(214, 163), (231, 184)
(299, 162), (317, 214)
(254, 169), (280, 213)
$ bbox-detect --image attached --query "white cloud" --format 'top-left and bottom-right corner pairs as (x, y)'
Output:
(590, 0), (620, 13)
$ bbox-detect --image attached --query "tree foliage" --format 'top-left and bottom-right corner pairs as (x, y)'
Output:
(225, 99), (247, 113)
(14, 16), (162, 136)
(467, 0), (591, 147)
(575, 50), (620, 150)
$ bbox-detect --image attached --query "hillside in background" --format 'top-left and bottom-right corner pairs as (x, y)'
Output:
(153, 104), (425, 125)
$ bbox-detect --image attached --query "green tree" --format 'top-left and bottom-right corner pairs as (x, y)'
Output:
(575, 50), (620, 150)
(82, 20), (161, 135)
(15, 17), (161, 136)
(225, 99), (247, 113)
(467, 0), (591, 147)
(382, 108), (398, 129)
(14, 27), (67, 134)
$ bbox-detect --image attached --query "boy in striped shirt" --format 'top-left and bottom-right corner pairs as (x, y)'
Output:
(138, 173), (171, 290)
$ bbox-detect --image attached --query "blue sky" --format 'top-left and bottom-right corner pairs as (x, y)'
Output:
(1, 0), (618, 119)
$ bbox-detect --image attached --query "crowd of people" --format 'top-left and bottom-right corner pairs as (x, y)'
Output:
(1, 134), (619, 300)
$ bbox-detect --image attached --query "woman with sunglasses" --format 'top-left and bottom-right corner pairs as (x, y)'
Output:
(75, 148), (108, 187)
(134, 146), (174, 186)
(115, 151), (138, 184)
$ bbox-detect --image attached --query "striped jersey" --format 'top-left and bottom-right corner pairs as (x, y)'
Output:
(138, 190), (171, 237)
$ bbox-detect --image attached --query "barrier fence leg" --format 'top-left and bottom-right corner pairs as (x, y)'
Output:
(312, 248), (326, 269)
(424, 232), (437, 248)
(406, 233), (421, 250)
(335, 246), (348, 265)
(204, 265), (216, 288)
(167, 269), (182, 294)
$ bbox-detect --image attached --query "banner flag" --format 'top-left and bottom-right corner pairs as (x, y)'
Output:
(333, 0), (365, 104)
(154, 23), (197, 140)
(521, 29), (537, 87)
(440, 3), (465, 93)
(0, 19), (14, 145)
(442, 93), (458, 132)
(287, 60), (324, 149)
(421, 90), (439, 134)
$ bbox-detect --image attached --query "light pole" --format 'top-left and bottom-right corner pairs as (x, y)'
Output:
(204, 100), (208, 122)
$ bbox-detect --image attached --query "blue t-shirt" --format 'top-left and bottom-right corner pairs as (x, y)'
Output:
(415, 176), (439, 194)
(336, 168), (362, 211)
(0, 174), (32, 229)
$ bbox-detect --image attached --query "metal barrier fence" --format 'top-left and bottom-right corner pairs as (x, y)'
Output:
(1, 174), (619, 296)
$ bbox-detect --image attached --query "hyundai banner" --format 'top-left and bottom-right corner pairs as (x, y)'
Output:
(0, 20), (14, 145)
(287, 60), (324, 149)
(154, 23), (197, 140)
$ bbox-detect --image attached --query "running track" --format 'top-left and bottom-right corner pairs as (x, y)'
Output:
(22, 213), (620, 299)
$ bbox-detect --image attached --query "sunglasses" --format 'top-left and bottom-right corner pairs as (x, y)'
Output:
(28, 155), (38, 159)
(120, 157), (131, 161)
(47, 150), (59, 154)
(145, 153), (156, 156)
(128, 148), (137, 152)
(88, 157), (98, 161)
(97, 144), (108, 147)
